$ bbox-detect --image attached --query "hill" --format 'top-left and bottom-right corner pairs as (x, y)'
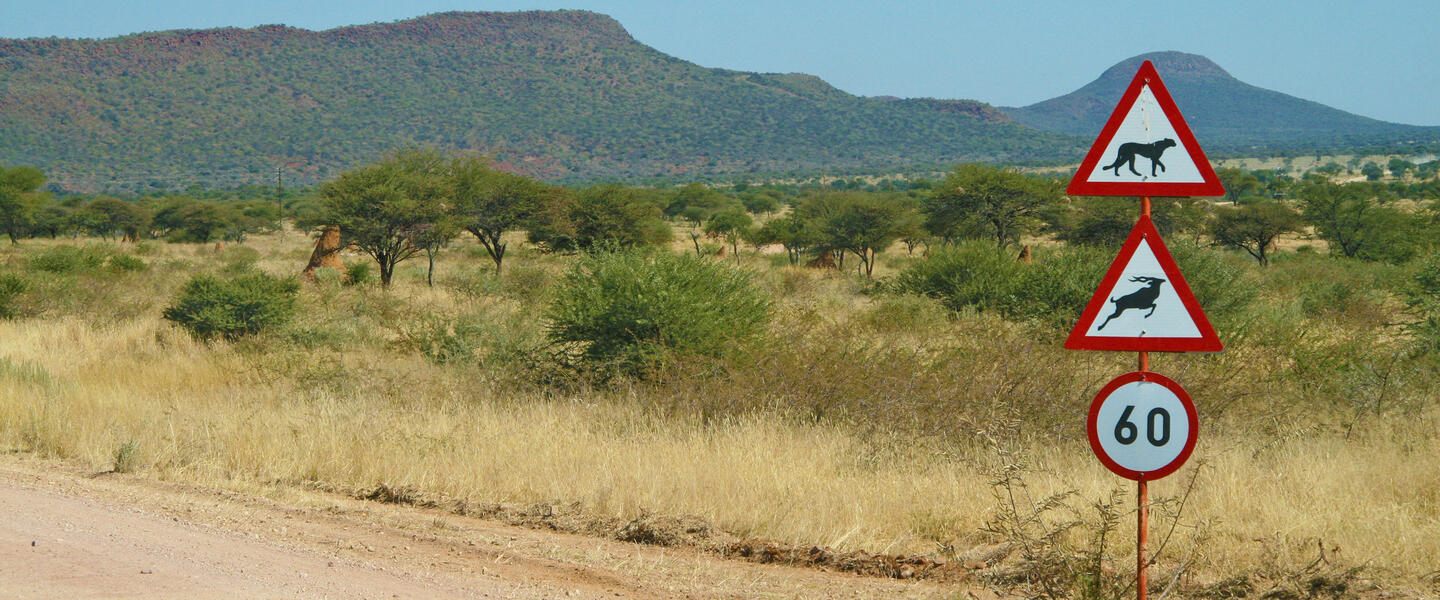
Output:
(0, 11), (1081, 192)
(1002, 51), (1440, 154)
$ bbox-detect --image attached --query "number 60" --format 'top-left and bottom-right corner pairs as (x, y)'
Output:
(1114, 405), (1170, 446)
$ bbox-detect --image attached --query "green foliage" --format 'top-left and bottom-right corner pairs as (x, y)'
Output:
(530, 185), (672, 253)
(107, 254), (147, 273)
(546, 249), (770, 374)
(1210, 201), (1304, 266)
(702, 207), (753, 258)
(451, 156), (552, 275)
(924, 164), (1060, 247)
(749, 213), (808, 265)
(28, 245), (110, 274)
(0, 274), (29, 319)
(162, 272), (300, 342)
(890, 242), (1109, 327)
(0, 165), (46, 243)
(1300, 181), (1418, 262)
(344, 262), (375, 286)
(112, 439), (140, 474)
(1403, 252), (1440, 355)
(321, 148), (451, 287)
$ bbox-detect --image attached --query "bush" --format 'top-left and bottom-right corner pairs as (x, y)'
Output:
(162, 272), (300, 341)
(546, 250), (770, 374)
(890, 242), (1109, 327)
(107, 254), (147, 273)
(1404, 252), (1440, 355)
(28, 245), (109, 274)
(344, 262), (375, 286)
(0, 274), (28, 319)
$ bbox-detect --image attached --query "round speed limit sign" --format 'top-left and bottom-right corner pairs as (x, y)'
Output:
(1087, 371), (1198, 481)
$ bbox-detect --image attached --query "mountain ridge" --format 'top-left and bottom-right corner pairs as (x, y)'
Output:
(0, 10), (1069, 193)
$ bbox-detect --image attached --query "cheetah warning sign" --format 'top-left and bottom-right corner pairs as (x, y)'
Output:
(1066, 60), (1224, 197)
(1065, 215), (1222, 352)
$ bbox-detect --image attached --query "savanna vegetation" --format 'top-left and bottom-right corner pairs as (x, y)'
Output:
(1, 152), (1439, 599)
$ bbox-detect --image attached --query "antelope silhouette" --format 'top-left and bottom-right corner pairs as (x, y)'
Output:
(1096, 276), (1166, 331)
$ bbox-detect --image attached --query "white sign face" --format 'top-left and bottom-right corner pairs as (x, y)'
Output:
(1087, 372), (1197, 481)
(1083, 236), (1202, 339)
(1081, 85), (1207, 185)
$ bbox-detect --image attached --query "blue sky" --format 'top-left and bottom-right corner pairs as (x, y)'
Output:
(4, 1), (1437, 126)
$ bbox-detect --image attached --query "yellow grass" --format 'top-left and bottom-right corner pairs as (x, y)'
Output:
(0, 233), (1436, 595)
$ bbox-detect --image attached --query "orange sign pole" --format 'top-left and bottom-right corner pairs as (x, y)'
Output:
(1136, 194), (1152, 600)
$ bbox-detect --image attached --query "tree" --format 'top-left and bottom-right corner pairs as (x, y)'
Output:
(703, 208), (752, 261)
(923, 164), (1058, 248)
(0, 165), (46, 244)
(825, 195), (903, 278)
(79, 196), (151, 242)
(450, 157), (548, 276)
(320, 148), (450, 287)
(1389, 158), (1415, 178)
(529, 185), (672, 253)
(1361, 162), (1385, 181)
(1300, 181), (1416, 262)
(29, 202), (74, 239)
(749, 213), (808, 265)
(1216, 168), (1261, 205)
(1210, 201), (1303, 266)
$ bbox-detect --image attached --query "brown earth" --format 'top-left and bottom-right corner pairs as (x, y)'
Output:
(0, 453), (985, 600)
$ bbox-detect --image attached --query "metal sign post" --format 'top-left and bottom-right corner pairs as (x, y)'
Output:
(1069, 61), (1225, 600)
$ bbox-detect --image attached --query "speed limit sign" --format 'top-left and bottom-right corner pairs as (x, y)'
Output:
(1087, 371), (1198, 481)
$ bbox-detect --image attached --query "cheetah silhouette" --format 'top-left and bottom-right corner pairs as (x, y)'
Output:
(1102, 138), (1177, 177)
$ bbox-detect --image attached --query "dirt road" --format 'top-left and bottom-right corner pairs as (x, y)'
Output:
(0, 454), (968, 599)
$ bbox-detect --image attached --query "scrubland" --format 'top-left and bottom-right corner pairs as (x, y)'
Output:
(0, 229), (1437, 599)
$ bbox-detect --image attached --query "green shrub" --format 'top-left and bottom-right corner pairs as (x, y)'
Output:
(1403, 252), (1440, 354)
(162, 272), (300, 342)
(546, 250), (770, 374)
(1165, 239), (1254, 327)
(890, 242), (1109, 327)
(0, 274), (28, 319)
(344, 262), (375, 286)
(28, 245), (109, 274)
(107, 254), (147, 273)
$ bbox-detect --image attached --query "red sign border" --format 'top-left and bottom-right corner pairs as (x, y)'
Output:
(1086, 371), (1199, 482)
(1064, 215), (1223, 352)
(1066, 60), (1225, 197)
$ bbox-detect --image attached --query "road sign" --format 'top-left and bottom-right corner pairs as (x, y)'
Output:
(1067, 60), (1224, 197)
(1065, 215), (1222, 352)
(1087, 371), (1198, 481)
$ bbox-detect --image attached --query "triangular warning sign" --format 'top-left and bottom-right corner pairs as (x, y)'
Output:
(1066, 215), (1222, 352)
(1067, 60), (1224, 197)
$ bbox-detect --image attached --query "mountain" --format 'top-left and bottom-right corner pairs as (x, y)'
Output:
(0, 11), (1081, 192)
(1002, 51), (1440, 153)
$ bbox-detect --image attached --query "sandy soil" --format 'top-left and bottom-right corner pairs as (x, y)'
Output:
(0, 453), (973, 600)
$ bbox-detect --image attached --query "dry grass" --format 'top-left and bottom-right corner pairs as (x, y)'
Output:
(0, 231), (1437, 597)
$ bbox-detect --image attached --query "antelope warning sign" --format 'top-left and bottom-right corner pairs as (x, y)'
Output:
(1066, 60), (1224, 197)
(1065, 215), (1222, 352)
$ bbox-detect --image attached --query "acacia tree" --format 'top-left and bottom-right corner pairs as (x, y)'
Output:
(0, 165), (46, 244)
(320, 149), (449, 287)
(451, 157), (547, 276)
(79, 196), (151, 242)
(924, 164), (1058, 248)
(749, 213), (807, 265)
(703, 208), (752, 261)
(1210, 201), (1302, 266)
(826, 195), (903, 278)
(1301, 181), (1415, 262)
